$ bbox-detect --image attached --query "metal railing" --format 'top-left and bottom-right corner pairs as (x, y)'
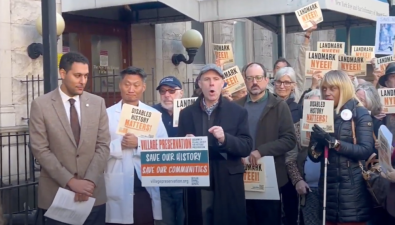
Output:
(0, 127), (38, 225)
(0, 69), (155, 224)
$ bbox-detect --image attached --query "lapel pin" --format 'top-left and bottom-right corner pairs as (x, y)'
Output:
(86, 104), (89, 107)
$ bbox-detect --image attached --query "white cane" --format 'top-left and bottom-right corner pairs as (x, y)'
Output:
(322, 146), (329, 225)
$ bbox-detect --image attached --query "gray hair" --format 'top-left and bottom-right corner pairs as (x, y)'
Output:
(273, 67), (299, 101)
(274, 67), (296, 82)
(355, 82), (382, 116)
(304, 89), (321, 99)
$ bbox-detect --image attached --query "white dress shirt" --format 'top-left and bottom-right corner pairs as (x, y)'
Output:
(58, 87), (81, 125)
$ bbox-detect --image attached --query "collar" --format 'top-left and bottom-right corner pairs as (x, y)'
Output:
(246, 90), (268, 103)
(59, 86), (80, 104)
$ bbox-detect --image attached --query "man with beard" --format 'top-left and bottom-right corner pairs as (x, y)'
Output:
(178, 64), (253, 225)
(235, 62), (296, 225)
(153, 76), (185, 225)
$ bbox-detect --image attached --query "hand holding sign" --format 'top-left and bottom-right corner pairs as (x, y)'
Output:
(249, 151), (261, 166)
(208, 126), (225, 143)
(306, 20), (317, 34)
(122, 133), (138, 149)
(311, 124), (335, 146)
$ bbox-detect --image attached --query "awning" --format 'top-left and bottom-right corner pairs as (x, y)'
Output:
(199, 0), (389, 33)
(62, 0), (200, 23)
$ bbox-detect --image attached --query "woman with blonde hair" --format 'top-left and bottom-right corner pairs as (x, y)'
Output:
(308, 70), (374, 225)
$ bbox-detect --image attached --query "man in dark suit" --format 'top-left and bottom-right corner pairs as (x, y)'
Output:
(177, 64), (253, 225)
(29, 52), (110, 225)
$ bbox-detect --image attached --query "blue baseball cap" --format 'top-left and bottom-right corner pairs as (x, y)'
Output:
(156, 76), (182, 90)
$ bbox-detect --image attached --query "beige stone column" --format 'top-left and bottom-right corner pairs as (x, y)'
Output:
(155, 22), (192, 100)
(253, 23), (275, 73)
(0, 0), (63, 127)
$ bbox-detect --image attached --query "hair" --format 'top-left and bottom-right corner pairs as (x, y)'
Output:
(274, 67), (299, 100)
(120, 66), (147, 82)
(273, 57), (291, 69)
(274, 67), (296, 82)
(243, 62), (268, 77)
(356, 82), (382, 116)
(59, 52), (89, 73)
(304, 89), (321, 99)
(321, 70), (360, 114)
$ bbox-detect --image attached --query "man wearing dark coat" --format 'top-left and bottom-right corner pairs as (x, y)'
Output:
(178, 64), (253, 225)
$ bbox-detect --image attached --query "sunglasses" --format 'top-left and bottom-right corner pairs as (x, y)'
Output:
(159, 89), (180, 95)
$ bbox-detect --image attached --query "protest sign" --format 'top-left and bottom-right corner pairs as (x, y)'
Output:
(379, 88), (395, 114)
(294, 1), (323, 30)
(139, 137), (210, 187)
(245, 157), (279, 200)
(338, 55), (366, 76)
(302, 100), (334, 132)
(375, 16), (395, 55)
(223, 66), (247, 94)
(299, 119), (311, 147)
(117, 104), (161, 137)
(213, 43), (234, 69)
(244, 163), (265, 193)
(351, 46), (375, 63)
(375, 55), (395, 73)
(377, 125), (394, 174)
(173, 97), (198, 127)
(317, 42), (345, 54)
(305, 51), (339, 77)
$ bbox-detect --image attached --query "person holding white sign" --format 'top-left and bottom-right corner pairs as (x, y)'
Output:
(105, 67), (168, 225)
(235, 62), (297, 225)
(178, 64), (253, 225)
(308, 70), (374, 225)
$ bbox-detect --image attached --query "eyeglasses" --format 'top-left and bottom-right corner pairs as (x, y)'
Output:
(245, 75), (265, 82)
(159, 89), (180, 95)
(274, 81), (294, 87)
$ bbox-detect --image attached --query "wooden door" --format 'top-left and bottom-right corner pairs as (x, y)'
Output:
(62, 14), (131, 107)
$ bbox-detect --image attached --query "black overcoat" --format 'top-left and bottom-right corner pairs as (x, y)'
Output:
(178, 95), (253, 225)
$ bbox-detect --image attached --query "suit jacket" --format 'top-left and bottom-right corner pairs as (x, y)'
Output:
(29, 88), (110, 209)
(235, 93), (296, 188)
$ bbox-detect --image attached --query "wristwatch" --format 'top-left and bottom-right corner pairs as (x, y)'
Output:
(329, 139), (340, 149)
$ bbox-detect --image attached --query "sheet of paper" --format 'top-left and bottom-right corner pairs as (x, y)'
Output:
(44, 188), (95, 225)
(245, 156), (280, 200)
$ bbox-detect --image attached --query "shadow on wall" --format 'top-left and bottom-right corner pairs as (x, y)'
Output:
(0, 199), (4, 225)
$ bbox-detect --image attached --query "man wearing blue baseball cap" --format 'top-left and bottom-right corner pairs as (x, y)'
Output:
(178, 64), (253, 225)
(153, 76), (185, 225)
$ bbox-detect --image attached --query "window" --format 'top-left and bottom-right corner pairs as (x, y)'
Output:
(234, 21), (247, 69)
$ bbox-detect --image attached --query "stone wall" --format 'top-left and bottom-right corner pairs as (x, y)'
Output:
(0, 0), (62, 127)
(155, 22), (193, 101)
(131, 24), (156, 105)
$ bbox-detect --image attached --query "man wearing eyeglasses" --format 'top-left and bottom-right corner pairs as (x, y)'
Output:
(153, 76), (185, 225)
(235, 62), (296, 225)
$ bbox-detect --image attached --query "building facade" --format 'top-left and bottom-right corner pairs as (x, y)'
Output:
(0, 0), (339, 128)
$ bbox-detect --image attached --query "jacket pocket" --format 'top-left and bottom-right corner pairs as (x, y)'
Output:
(104, 173), (124, 201)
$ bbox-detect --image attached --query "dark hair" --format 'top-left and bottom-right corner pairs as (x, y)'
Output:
(273, 57), (291, 69)
(59, 52), (89, 73)
(120, 66), (147, 81)
(243, 62), (268, 77)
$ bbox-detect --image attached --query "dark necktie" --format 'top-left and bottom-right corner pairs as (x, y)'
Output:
(69, 99), (80, 145)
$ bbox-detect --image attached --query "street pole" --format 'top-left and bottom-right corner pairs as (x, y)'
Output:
(281, 14), (286, 58)
(41, 0), (59, 94)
